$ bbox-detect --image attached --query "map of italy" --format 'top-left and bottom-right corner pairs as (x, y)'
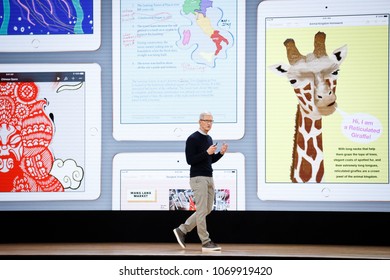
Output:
(177, 0), (234, 67)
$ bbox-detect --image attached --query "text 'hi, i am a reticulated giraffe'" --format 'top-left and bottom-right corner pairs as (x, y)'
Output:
(270, 32), (348, 183)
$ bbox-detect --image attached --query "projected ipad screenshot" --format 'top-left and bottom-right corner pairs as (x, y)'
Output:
(116, 169), (240, 211)
(112, 0), (245, 140)
(0, 0), (94, 35)
(264, 14), (389, 184)
(0, 69), (100, 201)
(257, 11), (389, 201)
(118, 0), (239, 123)
(0, 0), (100, 52)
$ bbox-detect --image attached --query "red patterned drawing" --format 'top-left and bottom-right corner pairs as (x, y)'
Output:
(0, 82), (63, 192)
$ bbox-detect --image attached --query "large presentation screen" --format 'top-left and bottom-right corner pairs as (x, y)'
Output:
(1, 0), (390, 214)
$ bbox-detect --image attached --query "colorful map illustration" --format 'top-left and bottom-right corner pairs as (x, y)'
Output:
(177, 0), (234, 67)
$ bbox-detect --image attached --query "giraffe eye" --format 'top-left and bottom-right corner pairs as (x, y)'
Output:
(289, 79), (297, 84)
(332, 70), (339, 75)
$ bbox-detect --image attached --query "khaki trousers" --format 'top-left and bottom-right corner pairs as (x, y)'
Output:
(179, 176), (215, 245)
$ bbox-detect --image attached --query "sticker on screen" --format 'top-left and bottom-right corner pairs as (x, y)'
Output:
(337, 109), (383, 144)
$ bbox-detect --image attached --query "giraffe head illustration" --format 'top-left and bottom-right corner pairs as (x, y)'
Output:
(270, 31), (348, 117)
(269, 32), (348, 183)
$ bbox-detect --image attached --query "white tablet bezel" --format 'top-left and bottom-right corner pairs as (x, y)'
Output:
(112, 0), (245, 141)
(112, 152), (245, 210)
(0, 63), (101, 201)
(257, 0), (390, 201)
(0, 0), (101, 52)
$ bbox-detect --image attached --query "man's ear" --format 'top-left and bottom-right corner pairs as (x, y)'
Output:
(268, 63), (290, 76)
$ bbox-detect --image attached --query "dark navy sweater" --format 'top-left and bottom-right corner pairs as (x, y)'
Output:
(185, 131), (223, 177)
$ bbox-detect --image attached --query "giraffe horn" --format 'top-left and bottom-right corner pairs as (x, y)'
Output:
(313, 31), (327, 58)
(284, 38), (305, 65)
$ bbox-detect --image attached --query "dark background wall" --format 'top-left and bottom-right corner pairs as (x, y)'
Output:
(2, 210), (390, 245)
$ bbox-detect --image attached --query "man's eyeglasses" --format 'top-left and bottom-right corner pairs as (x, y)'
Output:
(200, 119), (214, 123)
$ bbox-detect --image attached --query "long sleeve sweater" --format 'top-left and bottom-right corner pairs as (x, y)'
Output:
(185, 131), (223, 177)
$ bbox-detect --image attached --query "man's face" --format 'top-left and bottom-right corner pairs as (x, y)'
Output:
(199, 115), (214, 133)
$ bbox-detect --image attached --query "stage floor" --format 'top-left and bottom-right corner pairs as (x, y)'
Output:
(1, 243), (389, 259)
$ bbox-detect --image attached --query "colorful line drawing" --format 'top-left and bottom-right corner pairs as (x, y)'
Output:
(0, 0), (93, 35)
